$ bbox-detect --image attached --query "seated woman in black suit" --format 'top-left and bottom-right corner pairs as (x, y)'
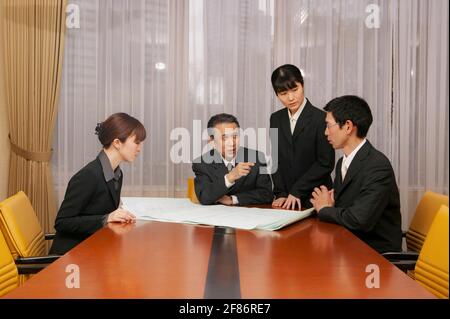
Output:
(50, 113), (146, 255)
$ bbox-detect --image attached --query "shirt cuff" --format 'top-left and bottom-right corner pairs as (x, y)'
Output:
(231, 195), (239, 205)
(102, 214), (109, 226)
(224, 174), (235, 188)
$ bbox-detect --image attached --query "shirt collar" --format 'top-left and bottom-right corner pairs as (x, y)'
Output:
(343, 139), (367, 169)
(216, 150), (236, 167)
(98, 150), (122, 182)
(288, 97), (308, 121)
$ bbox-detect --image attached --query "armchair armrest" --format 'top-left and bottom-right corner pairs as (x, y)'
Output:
(382, 251), (419, 262)
(15, 255), (61, 265)
(382, 251), (419, 273)
(16, 263), (48, 275)
(44, 233), (55, 240)
(390, 260), (417, 272)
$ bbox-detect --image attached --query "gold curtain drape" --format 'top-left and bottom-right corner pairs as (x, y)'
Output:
(1, 0), (67, 235)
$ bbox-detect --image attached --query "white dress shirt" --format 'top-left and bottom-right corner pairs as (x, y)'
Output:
(288, 97), (308, 134)
(341, 139), (367, 181)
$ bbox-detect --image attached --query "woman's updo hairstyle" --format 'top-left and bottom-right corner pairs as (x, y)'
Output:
(95, 113), (146, 148)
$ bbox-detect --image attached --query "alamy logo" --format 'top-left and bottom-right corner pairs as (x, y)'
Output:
(65, 264), (80, 289)
(365, 264), (380, 288)
(66, 4), (80, 29)
(365, 4), (381, 29)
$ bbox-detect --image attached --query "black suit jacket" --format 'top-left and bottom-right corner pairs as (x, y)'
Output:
(50, 157), (122, 255)
(318, 141), (402, 253)
(192, 147), (273, 206)
(270, 101), (335, 207)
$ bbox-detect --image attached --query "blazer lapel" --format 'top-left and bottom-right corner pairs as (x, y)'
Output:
(335, 141), (372, 198)
(206, 149), (229, 177)
(280, 109), (293, 145)
(106, 180), (120, 208)
(334, 158), (344, 195)
(292, 101), (313, 141)
(95, 156), (120, 208)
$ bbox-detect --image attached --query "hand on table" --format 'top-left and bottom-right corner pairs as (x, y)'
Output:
(107, 208), (136, 224)
(217, 195), (233, 206)
(272, 197), (286, 207)
(281, 194), (302, 211)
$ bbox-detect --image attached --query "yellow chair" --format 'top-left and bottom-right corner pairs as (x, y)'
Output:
(406, 191), (449, 252)
(0, 191), (59, 284)
(414, 205), (449, 298)
(0, 230), (46, 297)
(187, 177), (199, 204)
(0, 191), (47, 259)
(383, 191), (448, 272)
(0, 230), (18, 297)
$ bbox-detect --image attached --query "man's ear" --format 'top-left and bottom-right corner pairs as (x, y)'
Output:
(345, 120), (355, 135)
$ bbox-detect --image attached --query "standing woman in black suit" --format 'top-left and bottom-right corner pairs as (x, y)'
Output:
(270, 64), (335, 210)
(50, 113), (146, 255)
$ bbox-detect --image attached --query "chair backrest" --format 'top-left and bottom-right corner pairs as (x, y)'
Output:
(406, 191), (449, 252)
(415, 205), (449, 299)
(0, 230), (19, 297)
(187, 177), (199, 204)
(0, 191), (46, 259)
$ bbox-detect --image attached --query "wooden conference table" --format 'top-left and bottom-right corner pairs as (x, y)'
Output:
(4, 205), (434, 299)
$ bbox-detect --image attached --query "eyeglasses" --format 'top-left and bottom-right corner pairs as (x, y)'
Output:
(326, 122), (339, 129)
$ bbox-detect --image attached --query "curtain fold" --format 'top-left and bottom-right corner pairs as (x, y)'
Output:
(1, 0), (67, 234)
(0, 0), (10, 201)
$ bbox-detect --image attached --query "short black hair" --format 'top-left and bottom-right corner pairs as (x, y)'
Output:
(324, 95), (373, 138)
(271, 64), (304, 94)
(207, 113), (240, 137)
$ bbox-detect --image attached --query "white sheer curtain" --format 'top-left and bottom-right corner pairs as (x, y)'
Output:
(54, 0), (448, 229)
(53, 0), (275, 202)
(393, 0), (449, 226)
(273, 0), (449, 228)
(54, 0), (172, 200)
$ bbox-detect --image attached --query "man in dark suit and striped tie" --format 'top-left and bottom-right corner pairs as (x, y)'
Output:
(192, 113), (273, 206)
